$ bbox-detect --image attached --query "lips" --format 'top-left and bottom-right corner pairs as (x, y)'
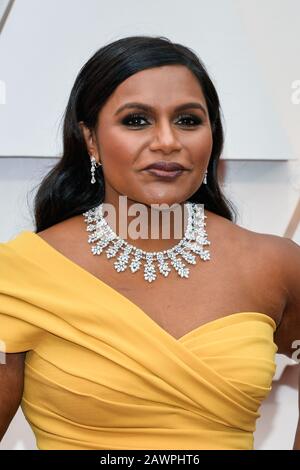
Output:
(144, 161), (187, 172)
(145, 168), (184, 179)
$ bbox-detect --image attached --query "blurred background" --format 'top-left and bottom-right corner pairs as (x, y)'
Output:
(0, 0), (299, 450)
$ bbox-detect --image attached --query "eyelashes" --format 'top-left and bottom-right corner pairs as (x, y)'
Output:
(121, 113), (203, 128)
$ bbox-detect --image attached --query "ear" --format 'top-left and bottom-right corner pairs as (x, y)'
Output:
(78, 121), (98, 159)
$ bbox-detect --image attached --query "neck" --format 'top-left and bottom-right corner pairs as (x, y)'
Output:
(101, 196), (189, 253)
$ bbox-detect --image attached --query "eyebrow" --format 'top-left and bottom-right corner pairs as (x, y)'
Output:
(114, 101), (207, 117)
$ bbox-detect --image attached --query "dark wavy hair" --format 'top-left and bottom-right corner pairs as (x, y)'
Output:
(31, 35), (238, 233)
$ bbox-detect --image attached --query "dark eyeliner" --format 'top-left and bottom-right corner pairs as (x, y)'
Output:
(121, 112), (202, 127)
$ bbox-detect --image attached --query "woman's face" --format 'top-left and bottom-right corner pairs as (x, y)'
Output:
(80, 64), (213, 209)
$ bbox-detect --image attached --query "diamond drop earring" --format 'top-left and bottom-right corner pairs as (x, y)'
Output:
(90, 155), (102, 184)
(203, 170), (208, 185)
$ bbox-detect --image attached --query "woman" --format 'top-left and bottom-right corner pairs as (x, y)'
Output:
(0, 35), (299, 450)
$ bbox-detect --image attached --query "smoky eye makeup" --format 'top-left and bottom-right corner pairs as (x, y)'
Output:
(120, 112), (203, 128)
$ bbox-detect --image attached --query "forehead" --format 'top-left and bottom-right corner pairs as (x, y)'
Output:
(103, 65), (207, 112)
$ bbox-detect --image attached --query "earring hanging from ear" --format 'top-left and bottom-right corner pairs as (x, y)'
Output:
(90, 155), (102, 184)
(203, 169), (208, 185)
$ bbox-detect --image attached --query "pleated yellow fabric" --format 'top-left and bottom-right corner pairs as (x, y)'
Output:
(0, 231), (278, 450)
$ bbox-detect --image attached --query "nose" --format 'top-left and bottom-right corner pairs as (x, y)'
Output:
(149, 119), (182, 154)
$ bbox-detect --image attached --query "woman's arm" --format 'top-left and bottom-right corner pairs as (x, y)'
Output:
(293, 366), (300, 450)
(0, 351), (26, 441)
(274, 238), (300, 357)
(273, 237), (300, 449)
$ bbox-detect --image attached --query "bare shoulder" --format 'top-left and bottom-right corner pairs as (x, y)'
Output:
(232, 221), (300, 303)
(213, 212), (300, 357)
(205, 208), (292, 258)
(206, 210), (296, 335)
(223, 213), (299, 297)
(262, 233), (300, 358)
(37, 215), (83, 246)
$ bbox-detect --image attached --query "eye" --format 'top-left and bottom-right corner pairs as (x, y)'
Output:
(121, 113), (203, 128)
(121, 113), (149, 127)
(177, 114), (203, 127)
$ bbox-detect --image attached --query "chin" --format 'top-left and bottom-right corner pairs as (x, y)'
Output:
(141, 197), (186, 210)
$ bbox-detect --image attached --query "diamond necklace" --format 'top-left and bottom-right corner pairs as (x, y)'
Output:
(82, 202), (211, 283)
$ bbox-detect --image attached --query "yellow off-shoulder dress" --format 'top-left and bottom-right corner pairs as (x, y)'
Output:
(0, 231), (278, 450)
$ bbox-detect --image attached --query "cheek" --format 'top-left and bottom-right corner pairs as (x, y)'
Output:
(189, 127), (213, 164)
(99, 127), (139, 169)
(98, 127), (143, 195)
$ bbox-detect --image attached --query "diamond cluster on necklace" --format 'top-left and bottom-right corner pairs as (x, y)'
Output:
(82, 202), (211, 283)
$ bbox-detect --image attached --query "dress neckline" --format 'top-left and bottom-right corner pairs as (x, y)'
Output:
(15, 230), (278, 342)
